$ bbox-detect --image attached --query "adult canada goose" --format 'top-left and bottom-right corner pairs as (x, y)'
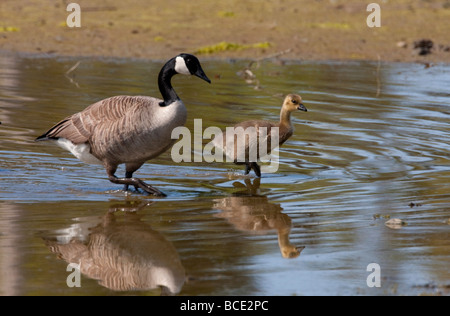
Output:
(213, 94), (307, 177)
(36, 54), (210, 196)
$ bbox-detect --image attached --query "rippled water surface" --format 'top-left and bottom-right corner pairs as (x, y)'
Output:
(0, 54), (449, 296)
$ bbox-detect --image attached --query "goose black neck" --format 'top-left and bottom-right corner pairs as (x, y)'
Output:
(158, 58), (180, 107)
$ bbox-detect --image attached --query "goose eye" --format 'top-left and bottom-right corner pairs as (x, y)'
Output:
(291, 99), (297, 104)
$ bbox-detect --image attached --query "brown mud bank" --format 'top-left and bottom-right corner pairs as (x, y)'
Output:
(1, 0), (450, 63)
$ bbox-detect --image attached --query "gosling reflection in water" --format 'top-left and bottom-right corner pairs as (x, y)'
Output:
(214, 179), (304, 259)
(44, 201), (185, 295)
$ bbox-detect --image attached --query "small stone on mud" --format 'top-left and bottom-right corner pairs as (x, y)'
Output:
(396, 41), (407, 48)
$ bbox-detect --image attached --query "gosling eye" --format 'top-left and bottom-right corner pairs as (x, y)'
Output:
(291, 99), (297, 104)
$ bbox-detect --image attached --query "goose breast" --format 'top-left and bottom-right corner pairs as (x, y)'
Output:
(79, 96), (187, 164)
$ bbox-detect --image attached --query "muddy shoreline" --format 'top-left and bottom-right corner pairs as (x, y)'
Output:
(1, 0), (449, 63)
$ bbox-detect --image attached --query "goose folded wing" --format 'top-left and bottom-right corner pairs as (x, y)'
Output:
(37, 96), (160, 144)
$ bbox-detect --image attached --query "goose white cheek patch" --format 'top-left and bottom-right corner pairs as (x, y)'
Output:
(174, 56), (191, 75)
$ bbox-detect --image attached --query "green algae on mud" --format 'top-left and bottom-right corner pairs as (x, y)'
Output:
(195, 41), (272, 55)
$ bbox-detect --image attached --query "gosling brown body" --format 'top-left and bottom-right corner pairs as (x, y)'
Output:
(215, 94), (307, 177)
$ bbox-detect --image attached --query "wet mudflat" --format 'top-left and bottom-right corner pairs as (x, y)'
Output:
(0, 55), (449, 295)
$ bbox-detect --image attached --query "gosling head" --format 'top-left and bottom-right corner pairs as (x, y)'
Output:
(174, 53), (211, 83)
(283, 94), (307, 112)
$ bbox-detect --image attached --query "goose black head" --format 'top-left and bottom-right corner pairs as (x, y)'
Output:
(174, 53), (211, 83)
(158, 54), (211, 107)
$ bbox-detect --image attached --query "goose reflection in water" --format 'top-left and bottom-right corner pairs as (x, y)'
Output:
(214, 179), (304, 259)
(43, 201), (185, 295)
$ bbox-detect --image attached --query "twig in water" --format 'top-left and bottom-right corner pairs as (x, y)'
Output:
(248, 48), (293, 69)
(238, 49), (293, 90)
(65, 61), (81, 88)
(376, 54), (381, 98)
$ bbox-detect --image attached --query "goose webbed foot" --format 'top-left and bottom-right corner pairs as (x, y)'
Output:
(109, 174), (166, 197)
(135, 179), (167, 197)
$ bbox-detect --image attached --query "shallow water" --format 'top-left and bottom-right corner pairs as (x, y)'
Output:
(0, 54), (449, 296)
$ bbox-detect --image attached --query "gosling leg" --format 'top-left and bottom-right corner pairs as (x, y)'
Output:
(251, 162), (262, 178)
(245, 163), (252, 175)
(244, 162), (262, 178)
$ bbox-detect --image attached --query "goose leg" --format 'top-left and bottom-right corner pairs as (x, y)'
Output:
(123, 171), (131, 192)
(106, 167), (166, 197)
(124, 171), (140, 192)
(125, 164), (142, 192)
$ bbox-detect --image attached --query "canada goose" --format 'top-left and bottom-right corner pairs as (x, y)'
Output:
(36, 54), (210, 196)
(213, 94), (307, 177)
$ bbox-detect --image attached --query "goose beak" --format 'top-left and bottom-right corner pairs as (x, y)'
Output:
(298, 103), (307, 112)
(194, 68), (211, 84)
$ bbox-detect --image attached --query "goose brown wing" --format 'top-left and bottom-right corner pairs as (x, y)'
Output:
(36, 96), (160, 144)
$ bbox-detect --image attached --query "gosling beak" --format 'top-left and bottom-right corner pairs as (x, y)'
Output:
(298, 103), (307, 112)
(194, 68), (211, 84)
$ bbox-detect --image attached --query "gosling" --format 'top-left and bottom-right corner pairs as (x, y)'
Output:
(213, 94), (307, 177)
